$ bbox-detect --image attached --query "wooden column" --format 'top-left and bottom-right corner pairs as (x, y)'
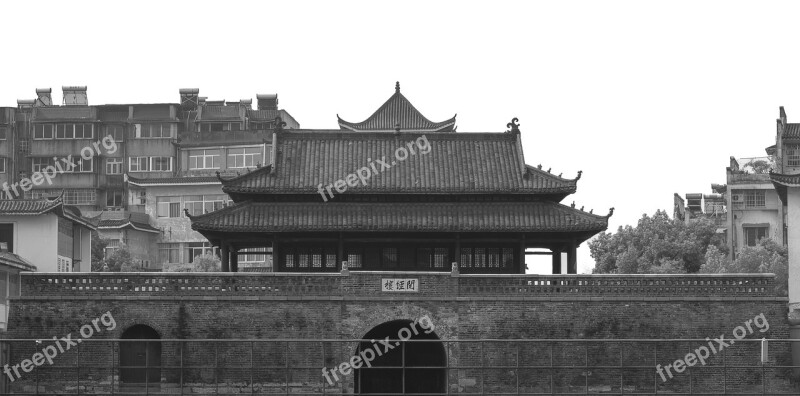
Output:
(338, 233), (344, 270)
(221, 244), (230, 272)
(454, 234), (461, 269)
(230, 249), (239, 272)
(519, 234), (526, 274)
(552, 248), (562, 274)
(567, 240), (577, 274)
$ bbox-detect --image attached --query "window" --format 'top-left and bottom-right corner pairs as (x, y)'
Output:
(250, 121), (274, 130)
(228, 147), (263, 168)
(184, 194), (228, 216)
(744, 226), (768, 247)
(189, 149), (220, 169)
(63, 189), (96, 205)
(0, 126), (7, 140)
(56, 124), (72, 139)
(0, 224), (14, 253)
(105, 158), (123, 175)
(64, 157), (92, 173)
(135, 123), (174, 138)
(33, 124), (54, 139)
(199, 123), (241, 132)
(787, 144), (800, 167)
(159, 243), (180, 264)
(32, 158), (56, 173)
(284, 246), (336, 270)
(104, 240), (120, 259)
(57, 256), (72, 273)
(129, 157), (149, 172)
(240, 248), (271, 264)
(103, 125), (125, 142)
(106, 190), (123, 207)
(744, 190), (766, 208)
(74, 124), (93, 139)
(0, 158), (5, 173)
(157, 196), (181, 218)
(150, 157), (172, 172)
(186, 242), (216, 263)
(460, 246), (515, 270)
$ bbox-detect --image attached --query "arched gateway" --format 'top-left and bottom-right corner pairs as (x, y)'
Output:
(120, 324), (161, 384)
(355, 320), (446, 395)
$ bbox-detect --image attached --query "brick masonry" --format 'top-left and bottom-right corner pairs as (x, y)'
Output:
(3, 272), (795, 394)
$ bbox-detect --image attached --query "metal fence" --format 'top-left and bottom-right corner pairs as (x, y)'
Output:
(0, 338), (797, 395)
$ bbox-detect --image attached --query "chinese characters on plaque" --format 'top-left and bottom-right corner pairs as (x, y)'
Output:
(381, 278), (419, 292)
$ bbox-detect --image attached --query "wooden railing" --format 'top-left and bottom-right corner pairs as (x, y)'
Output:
(20, 272), (777, 298)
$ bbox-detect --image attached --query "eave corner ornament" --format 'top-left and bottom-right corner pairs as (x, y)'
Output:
(506, 117), (520, 134)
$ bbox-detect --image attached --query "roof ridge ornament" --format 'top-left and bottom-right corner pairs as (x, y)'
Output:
(506, 117), (520, 134)
(575, 170), (583, 181)
(395, 81), (400, 93)
(606, 207), (615, 218)
(274, 116), (286, 131)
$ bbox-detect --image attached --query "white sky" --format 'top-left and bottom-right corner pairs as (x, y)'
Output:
(2, 0), (800, 273)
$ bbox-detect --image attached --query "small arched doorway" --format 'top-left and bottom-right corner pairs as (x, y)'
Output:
(120, 324), (161, 384)
(354, 319), (446, 395)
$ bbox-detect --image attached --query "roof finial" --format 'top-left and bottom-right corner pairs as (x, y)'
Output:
(506, 117), (520, 134)
(395, 81), (400, 93)
(607, 207), (615, 218)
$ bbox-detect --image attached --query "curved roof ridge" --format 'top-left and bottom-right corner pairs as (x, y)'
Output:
(337, 82), (456, 132)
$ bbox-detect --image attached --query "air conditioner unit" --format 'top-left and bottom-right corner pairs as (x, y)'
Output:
(732, 195), (741, 202)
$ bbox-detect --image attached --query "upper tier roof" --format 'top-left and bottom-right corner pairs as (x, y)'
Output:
(0, 195), (96, 230)
(221, 130), (581, 199)
(337, 82), (456, 132)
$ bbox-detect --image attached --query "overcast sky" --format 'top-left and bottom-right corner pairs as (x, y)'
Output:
(2, 0), (799, 273)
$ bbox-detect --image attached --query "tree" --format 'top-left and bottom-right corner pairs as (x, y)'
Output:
(104, 245), (134, 272)
(91, 232), (109, 272)
(589, 210), (725, 274)
(700, 239), (789, 296)
(193, 254), (221, 272)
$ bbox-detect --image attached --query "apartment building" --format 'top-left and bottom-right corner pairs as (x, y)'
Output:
(1, 86), (298, 270)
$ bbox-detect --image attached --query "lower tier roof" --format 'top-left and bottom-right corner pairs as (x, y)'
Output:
(189, 200), (611, 235)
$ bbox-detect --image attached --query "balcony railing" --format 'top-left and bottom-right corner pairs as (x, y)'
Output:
(20, 272), (778, 298)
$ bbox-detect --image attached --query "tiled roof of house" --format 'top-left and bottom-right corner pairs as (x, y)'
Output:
(769, 171), (800, 187)
(0, 252), (37, 272)
(0, 198), (63, 215)
(190, 201), (611, 235)
(784, 123), (800, 138)
(222, 131), (580, 197)
(127, 175), (221, 186)
(200, 105), (242, 121)
(97, 218), (160, 233)
(248, 109), (282, 120)
(337, 82), (456, 132)
(0, 196), (97, 230)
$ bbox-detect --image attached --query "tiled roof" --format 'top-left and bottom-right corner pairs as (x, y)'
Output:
(0, 252), (36, 272)
(769, 172), (800, 187)
(248, 109), (281, 120)
(32, 107), (97, 122)
(190, 201), (610, 234)
(0, 196), (96, 230)
(338, 82), (456, 132)
(784, 123), (800, 138)
(0, 198), (62, 215)
(222, 131), (579, 196)
(97, 218), (160, 233)
(200, 105), (242, 121)
(127, 175), (221, 186)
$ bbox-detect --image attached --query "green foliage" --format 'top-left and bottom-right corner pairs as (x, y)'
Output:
(700, 239), (789, 296)
(193, 254), (221, 272)
(162, 254), (221, 272)
(90, 232), (109, 272)
(103, 245), (134, 272)
(743, 159), (773, 174)
(589, 210), (725, 274)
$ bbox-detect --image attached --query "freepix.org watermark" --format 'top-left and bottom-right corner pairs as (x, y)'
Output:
(322, 315), (435, 385)
(3, 311), (116, 382)
(656, 313), (769, 382)
(316, 135), (431, 202)
(2, 135), (118, 199)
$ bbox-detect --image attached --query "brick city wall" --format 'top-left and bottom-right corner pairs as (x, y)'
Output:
(3, 272), (794, 394)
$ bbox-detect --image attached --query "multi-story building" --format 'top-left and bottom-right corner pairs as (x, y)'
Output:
(676, 155), (784, 259)
(1, 86), (298, 270)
